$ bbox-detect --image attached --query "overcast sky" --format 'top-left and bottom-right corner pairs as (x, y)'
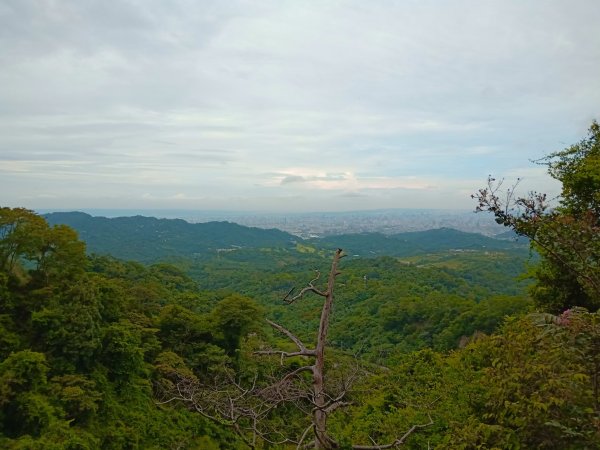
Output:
(1, 0), (599, 212)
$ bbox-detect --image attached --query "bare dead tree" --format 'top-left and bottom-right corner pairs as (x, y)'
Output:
(156, 365), (312, 449)
(157, 249), (432, 449)
(255, 248), (346, 448)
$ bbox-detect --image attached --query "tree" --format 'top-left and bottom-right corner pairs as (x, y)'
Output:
(473, 121), (600, 312)
(443, 309), (600, 449)
(0, 208), (47, 273)
(212, 294), (264, 359)
(0, 207), (86, 287)
(160, 249), (432, 449)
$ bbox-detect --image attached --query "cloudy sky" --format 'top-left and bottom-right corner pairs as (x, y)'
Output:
(1, 0), (599, 212)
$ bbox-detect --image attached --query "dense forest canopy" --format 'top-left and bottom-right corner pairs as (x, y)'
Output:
(0, 122), (599, 449)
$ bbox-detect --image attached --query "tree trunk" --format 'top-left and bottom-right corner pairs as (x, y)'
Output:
(312, 249), (343, 449)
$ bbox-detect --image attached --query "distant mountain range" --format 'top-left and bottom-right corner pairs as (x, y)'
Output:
(39, 207), (506, 236)
(45, 211), (527, 263)
(310, 228), (526, 257)
(44, 211), (297, 262)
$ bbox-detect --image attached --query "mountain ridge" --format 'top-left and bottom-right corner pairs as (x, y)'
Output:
(44, 211), (526, 263)
(44, 211), (297, 262)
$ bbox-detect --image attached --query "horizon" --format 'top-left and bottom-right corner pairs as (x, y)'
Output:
(2, 1), (596, 211)
(36, 206), (476, 216)
(38, 206), (506, 237)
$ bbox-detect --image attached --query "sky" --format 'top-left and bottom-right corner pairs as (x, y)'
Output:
(1, 0), (599, 213)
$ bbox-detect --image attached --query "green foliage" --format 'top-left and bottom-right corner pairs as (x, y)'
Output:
(50, 375), (102, 420)
(443, 309), (600, 449)
(31, 279), (103, 372)
(156, 304), (227, 373)
(0, 351), (51, 438)
(0, 208), (86, 287)
(0, 209), (239, 448)
(5, 206), (597, 448)
(313, 227), (526, 257)
(44, 212), (297, 263)
(0, 351), (49, 405)
(212, 294), (264, 357)
(545, 121), (600, 216)
(328, 311), (600, 449)
(0, 314), (20, 359)
(474, 121), (600, 312)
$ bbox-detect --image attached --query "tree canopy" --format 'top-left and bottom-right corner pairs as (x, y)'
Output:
(1, 199), (599, 448)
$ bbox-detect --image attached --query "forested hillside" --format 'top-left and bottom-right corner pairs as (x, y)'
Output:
(44, 212), (297, 263)
(1, 205), (599, 449)
(42, 212), (532, 356)
(311, 227), (525, 257)
(44, 211), (525, 262)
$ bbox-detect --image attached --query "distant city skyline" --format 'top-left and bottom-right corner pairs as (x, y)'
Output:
(2, 1), (597, 211)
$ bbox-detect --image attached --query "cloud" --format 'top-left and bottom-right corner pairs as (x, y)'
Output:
(267, 170), (435, 194)
(1, 1), (598, 211)
(280, 175), (307, 185)
(337, 192), (366, 198)
(280, 172), (348, 185)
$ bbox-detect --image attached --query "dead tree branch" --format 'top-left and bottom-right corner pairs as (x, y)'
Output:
(351, 414), (434, 449)
(253, 319), (316, 358)
(158, 248), (432, 449)
(285, 270), (327, 303)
